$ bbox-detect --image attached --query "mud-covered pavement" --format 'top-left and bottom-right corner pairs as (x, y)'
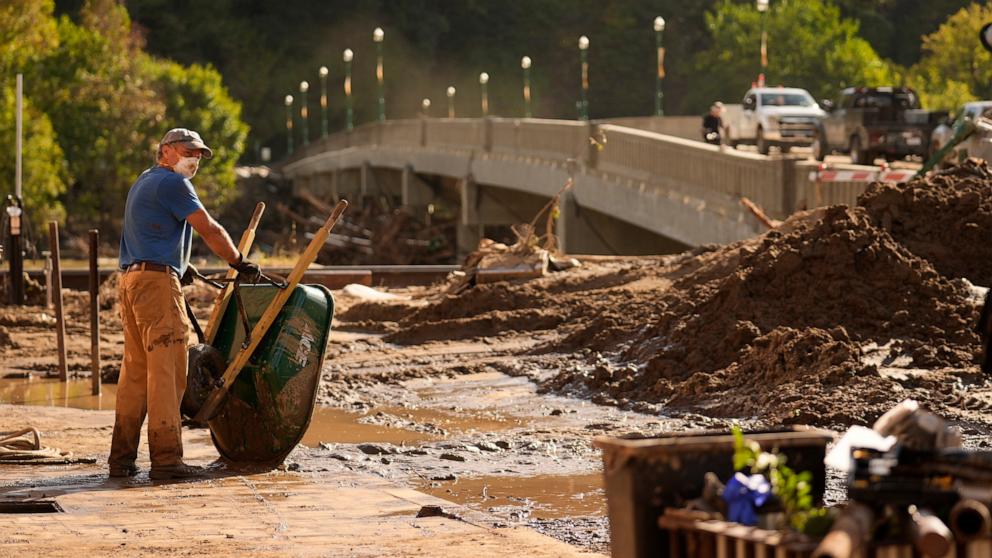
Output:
(5, 160), (992, 555)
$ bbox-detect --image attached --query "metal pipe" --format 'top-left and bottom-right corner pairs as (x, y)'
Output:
(812, 502), (873, 558)
(950, 499), (991, 541)
(908, 506), (953, 558)
(89, 230), (100, 396)
(49, 221), (67, 382)
(15, 74), (22, 200)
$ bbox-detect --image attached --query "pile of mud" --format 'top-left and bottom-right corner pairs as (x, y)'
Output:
(540, 207), (980, 424)
(859, 158), (992, 286)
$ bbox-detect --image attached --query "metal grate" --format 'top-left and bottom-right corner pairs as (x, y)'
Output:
(0, 500), (64, 513)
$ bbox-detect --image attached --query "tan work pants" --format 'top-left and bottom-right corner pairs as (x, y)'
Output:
(109, 270), (191, 468)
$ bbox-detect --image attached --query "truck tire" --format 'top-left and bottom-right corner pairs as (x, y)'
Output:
(756, 127), (770, 155)
(850, 135), (871, 165)
(812, 129), (827, 161)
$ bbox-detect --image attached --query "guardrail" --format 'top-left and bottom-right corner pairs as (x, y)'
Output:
(283, 117), (884, 220)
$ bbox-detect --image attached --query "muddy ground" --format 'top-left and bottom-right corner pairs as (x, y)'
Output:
(3, 161), (992, 553)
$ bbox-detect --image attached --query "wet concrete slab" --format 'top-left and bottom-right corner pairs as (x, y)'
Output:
(0, 404), (605, 557)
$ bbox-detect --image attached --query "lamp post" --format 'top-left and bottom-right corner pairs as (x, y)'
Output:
(299, 80), (309, 146)
(343, 48), (354, 130)
(421, 98), (431, 117)
(284, 94), (294, 154)
(578, 35), (589, 120)
(319, 66), (329, 138)
(521, 56), (532, 118)
(479, 72), (489, 117)
(373, 27), (385, 121)
(757, 0), (769, 86)
(653, 17), (665, 116)
(446, 86), (456, 118)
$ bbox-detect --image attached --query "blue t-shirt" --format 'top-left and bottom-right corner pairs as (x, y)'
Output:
(119, 166), (205, 275)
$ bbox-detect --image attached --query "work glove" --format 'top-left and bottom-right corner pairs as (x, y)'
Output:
(229, 254), (261, 284)
(180, 263), (197, 286)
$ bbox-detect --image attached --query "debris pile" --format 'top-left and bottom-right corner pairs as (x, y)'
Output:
(348, 165), (992, 426)
(858, 158), (992, 285)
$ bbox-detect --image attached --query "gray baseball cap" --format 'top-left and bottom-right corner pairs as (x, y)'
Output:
(160, 128), (213, 159)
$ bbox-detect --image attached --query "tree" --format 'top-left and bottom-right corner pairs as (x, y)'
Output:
(31, 3), (163, 233)
(0, 91), (67, 226)
(693, 0), (894, 107)
(0, 0), (66, 237)
(907, 2), (992, 109)
(141, 57), (249, 209)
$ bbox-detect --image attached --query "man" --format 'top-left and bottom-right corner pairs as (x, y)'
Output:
(702, 101), (725, 145)
(110, 128), (259, 480)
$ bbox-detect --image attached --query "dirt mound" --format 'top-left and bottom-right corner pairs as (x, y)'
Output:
(541, 206), (980, 425)
(666, 327), (892, 425)
(859, 158), (992, 286)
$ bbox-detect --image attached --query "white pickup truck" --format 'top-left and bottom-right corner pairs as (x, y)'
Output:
(724, 87), (826, 154)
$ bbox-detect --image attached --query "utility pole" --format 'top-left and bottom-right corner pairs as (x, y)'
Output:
(7, 74), (25, 305)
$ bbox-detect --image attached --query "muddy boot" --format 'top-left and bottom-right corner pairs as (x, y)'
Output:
(108, 462), (139, 478)
(149, 462), (205, 480)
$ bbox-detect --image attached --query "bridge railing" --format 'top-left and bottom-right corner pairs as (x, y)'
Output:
(282, 117), (872, 219)
(596, 124), (792, 217)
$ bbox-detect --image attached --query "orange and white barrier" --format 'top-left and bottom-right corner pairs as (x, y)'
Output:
(808, 164), (917, 183)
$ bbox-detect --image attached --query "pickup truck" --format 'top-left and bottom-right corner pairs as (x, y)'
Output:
(811, 86), (947, 164)
(724, 87), (825, 155)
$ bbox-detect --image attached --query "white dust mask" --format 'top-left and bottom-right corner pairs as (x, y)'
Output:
(174, 156), (199, 178)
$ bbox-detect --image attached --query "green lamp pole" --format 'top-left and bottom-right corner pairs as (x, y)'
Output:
(373, 27), (385, 122)
(446, 86), (456, 118)
(479, 72), (489, 117)
(421, 98), (431, 117)
(654, 17), (665, 116)
(757, 0), (768, 86)
(578, 35), (589, 121)
(285, 94), (294, 154)
(343, 48), (354, 130)
(319, 66), (329, 138)
(521, 56), (532, 118)
(299, 80), (309, 146)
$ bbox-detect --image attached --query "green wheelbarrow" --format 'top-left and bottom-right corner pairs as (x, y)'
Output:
(188, 283), (334, 463)
(182, 200), (347, 464)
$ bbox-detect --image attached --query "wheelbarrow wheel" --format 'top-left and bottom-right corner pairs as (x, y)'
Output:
(181, 344), (227, 420)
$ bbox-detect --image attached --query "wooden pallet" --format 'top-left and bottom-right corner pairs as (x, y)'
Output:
(658, 509), (992, 558)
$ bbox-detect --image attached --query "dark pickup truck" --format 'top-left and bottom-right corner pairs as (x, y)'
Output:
(812, 87), (947, 164)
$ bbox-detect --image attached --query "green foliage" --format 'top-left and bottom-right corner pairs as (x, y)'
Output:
(31, 4), (163, 232)
(730, 425), (833, 536)
(902, 2), (992, 111)
(141, 57), (249, 209)
(0, 91), (67, 225)
(696, 0), (894, 105)
(0, 0), (57, 73)
(0, 0), (248, 242)
(0, 0), (66, 231)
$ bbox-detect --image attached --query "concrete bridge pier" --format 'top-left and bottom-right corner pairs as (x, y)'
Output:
(401, 165), (435, 209)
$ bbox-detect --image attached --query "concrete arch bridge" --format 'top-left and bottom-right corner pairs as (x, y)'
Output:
(279, 117), (871, 256)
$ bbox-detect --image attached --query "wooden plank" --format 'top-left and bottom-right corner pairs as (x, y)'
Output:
(194, 200), (348, 423)
(204, 202), (265, 344)
(49, 221), (67, 382)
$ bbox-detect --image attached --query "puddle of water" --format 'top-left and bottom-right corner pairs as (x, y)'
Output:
(300, 405), (524, 448)
(0, 378), (117, 411)
(300, 407), (435, 447)
(417, 473), (606, 520)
